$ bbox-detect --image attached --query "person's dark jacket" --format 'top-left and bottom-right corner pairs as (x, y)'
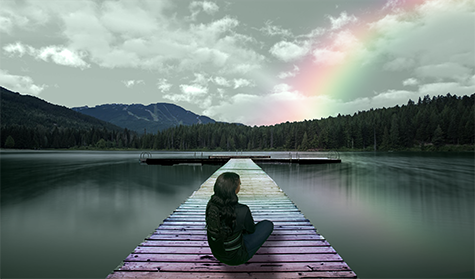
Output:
(207, 203), (255, 265)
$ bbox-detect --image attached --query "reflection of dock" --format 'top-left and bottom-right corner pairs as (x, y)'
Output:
(107, 159), (355, 278)
(140, 154), (341, 165)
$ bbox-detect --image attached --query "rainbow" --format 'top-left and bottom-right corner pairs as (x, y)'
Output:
(285, 0), (429, 120)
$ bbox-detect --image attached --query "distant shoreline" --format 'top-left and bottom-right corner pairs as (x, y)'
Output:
(1, 144), (473, 153)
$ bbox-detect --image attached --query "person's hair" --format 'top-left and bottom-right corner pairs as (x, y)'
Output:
(206, 172), (240, 241)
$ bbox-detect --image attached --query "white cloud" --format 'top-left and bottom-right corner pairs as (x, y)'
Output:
(3, 41), (28, 56)
(333, 29), (359, 48)
(328, 12), (358, 30)
(191, 73), (210, 85)
(313, 48), (345, 65)
(122, 80), (144, 88)
(157, 78), (172, 92)
(382, 0), (403, 12)
(278, 65), (300, 79)
(3, 42), (89, 69)
(201, 1), (219, 14)
(309, 28), (362, 66)
(189, 1), (219, 21)
(214, 76), (231, 87)
(403, 78), (418, 86)
(233, 78), (253, 89)
(164, 84), (211, 108)
(0, 69), (46, 95)
(269, 40), (309, 62)
(193, 16), (239, 36)
(191, 47), (229, 67)
(259, 21), (293, 37)
(37, 46), (90, 68)
(299, 27), (326, 40)
(2, 2), (263, 73)
(180, 84), (208, 95)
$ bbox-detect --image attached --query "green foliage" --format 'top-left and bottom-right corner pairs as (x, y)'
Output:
(432, 125), (444, 148)
(1, 92), (473, 151)
(0, 86), (122, 132)
(142, 93), (473, 151)
(4, 135), (15, 148)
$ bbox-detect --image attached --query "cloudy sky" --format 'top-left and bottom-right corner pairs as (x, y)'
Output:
(1, 0), (473, 126)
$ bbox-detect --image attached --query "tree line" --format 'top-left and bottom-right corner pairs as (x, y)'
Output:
(2, 93), (474, 151)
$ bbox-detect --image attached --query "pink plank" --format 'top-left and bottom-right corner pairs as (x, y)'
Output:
(165, 217), (308, 222)
(162, 221), (312, 227)
(133, 246), (337, 254)
(124, 253), (343, 263)
(140, 240), (330, 247)
(156, 225), (316, 231)
(147, 234), (324, 241)
(118, 261), (352, 272)
(107, 271), (356, 278)
(154, 229), (319, 235)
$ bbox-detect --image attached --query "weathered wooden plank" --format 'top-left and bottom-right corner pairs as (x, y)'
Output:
(119, 261), (352, 272)
(107, 271), (356, 278)
(133, 246), (338, 254)
(155, 225), (317, 231)
(166, 215), (307, 219)
(173, 208), (301, 213)
(153, 229), (321, 235)
(161, 221), (313, 226)
(147, 234), (324, 241)
(178, 203), (297, 207)
(139, 240), (331, 247)
(182, 202), (297, 206)
(124, 253), (343, 263)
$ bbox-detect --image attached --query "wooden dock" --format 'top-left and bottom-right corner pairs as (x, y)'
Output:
(141, 155), (341, 165)
(107, 159), (356, 278)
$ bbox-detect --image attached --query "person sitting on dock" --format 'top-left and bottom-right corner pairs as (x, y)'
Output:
(205, 172), (274, 266)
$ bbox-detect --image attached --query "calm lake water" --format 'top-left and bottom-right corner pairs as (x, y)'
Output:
(1, 150), (473, 278)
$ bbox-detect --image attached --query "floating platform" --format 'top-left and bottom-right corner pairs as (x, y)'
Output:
(107, 159), (355, 278)
(141, 155), (341, 165)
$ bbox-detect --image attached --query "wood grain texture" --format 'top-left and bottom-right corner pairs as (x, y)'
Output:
(106, 159), (356, 278)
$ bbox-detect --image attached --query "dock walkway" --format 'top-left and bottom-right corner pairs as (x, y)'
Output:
(107, 159), (356, 278)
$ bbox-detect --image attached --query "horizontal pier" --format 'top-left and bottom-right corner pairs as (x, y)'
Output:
(107, 159), (355, 278)
(141, 155), (341, 165)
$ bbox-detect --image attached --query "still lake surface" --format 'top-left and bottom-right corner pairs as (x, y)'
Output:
(1, 150), (473, 278)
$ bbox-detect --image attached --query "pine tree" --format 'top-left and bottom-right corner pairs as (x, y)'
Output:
(5, 135), (15, 148)
(432, 125), (444, 147)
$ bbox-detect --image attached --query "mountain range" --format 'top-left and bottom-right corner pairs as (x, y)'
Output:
(0, 86), (122, 132)
(1, 86), (217, 134)
(72, 103), (216, 134)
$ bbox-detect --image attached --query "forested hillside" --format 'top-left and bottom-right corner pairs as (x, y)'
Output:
(0, 86), (121, 131)
(1, 91), (473, 151)
(0, 86), (135, 149)
(144, 93), (474, 151)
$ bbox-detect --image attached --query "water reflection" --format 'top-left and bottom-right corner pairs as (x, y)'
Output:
(1, 151), (220, 278)
(259, 152), (474, 278)
(1, 151), (473, 278)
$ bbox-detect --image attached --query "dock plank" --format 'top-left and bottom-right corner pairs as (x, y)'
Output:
(124, 253), (343, 263)
(119, 261), (352, 272)
(106, 159), (356, 278)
